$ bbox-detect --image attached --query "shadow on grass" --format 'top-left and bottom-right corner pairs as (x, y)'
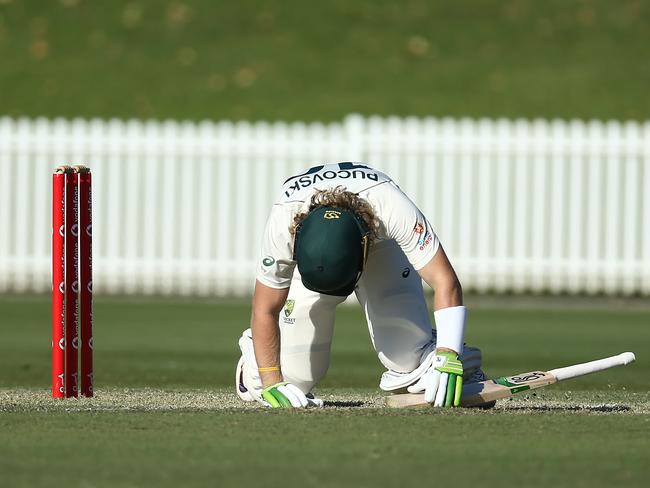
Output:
(324, 400), (366, 408)
(501, 404), (631, 413)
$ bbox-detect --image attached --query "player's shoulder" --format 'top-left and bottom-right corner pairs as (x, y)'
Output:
(276, 162), (394, 202)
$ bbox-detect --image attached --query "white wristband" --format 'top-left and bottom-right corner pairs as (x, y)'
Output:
(433, 305), (467, 354)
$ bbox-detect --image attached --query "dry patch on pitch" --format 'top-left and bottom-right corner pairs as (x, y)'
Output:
(1, 388), (647, 414)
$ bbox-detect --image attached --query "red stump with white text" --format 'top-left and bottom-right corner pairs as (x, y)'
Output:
(52, 165), (93, 399)
(52, 170), (66, 398)
(64, 170), (79, 396)
(77, 167), (94, 397)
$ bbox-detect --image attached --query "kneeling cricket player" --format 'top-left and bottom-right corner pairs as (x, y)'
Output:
(236, 163), (488, 408)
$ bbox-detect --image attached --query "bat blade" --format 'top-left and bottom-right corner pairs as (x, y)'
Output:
(385, 371), (556, 408)
(385, 352), (636, 408)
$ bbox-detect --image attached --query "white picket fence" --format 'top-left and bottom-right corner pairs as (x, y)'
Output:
(0, 115), (649, 296)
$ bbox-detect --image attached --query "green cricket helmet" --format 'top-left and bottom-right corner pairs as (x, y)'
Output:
(293, 207), (370, 296)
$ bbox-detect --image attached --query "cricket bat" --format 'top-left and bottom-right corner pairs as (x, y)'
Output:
(385, 352), (636, 408)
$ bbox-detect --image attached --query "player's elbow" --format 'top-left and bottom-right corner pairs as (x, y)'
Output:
(426, 269), (463, 308)
(251, 301), (282, 324)
(437, 274), (462, 298)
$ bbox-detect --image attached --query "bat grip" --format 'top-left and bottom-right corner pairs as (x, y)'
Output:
(548, 352), (636, 381)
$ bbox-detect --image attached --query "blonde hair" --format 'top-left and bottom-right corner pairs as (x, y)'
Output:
(290, 186), (378, 242)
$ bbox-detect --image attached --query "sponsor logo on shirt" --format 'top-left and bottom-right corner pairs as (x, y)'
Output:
(418, 232), (433, 251)
(414, 223), (425, 234)
(262, 256), (275, 266)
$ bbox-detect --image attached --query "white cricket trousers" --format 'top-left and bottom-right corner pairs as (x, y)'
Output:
(239, 239), (436, 395)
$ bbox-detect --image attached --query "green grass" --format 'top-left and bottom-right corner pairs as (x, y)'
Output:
(2, 294), (647, 390)
(1, 293), (649, 487)
(2, 410), (649, 488)
(0, 0), (648, 121)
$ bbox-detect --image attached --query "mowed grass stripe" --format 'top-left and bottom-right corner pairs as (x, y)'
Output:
(1, 295), (648, 487)
(0, 294), (647, 390)
(0, 1), (648, 120)
(1, 409), (649, 488)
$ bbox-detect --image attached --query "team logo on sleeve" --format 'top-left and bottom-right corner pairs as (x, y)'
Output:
(262, 256), (275, 266)
(282, 300), (296, 325)
(414, 223), (424, 234)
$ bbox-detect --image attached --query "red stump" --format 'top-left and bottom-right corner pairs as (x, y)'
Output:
(52, 171), (66, 398)
(77, 168), (93, 397)
(52, 165), (93, 399)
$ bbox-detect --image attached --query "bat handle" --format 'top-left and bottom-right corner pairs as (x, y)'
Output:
(548, 352), (636, 382)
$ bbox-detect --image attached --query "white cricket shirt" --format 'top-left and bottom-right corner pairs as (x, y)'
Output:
(257, 163), (440, 289)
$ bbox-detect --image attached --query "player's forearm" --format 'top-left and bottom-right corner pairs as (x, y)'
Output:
(250, 281), (289, 386)
(432, 276), (465, 354)
(417, 245), (463, 310)
(432, 278), (463, 310)
(251, 311), (283, 386)
(417, 248), (465, 354)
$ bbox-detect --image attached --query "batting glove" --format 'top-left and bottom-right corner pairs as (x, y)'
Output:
(424, 351), (464, 407)
(260, 382), (323, 408)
